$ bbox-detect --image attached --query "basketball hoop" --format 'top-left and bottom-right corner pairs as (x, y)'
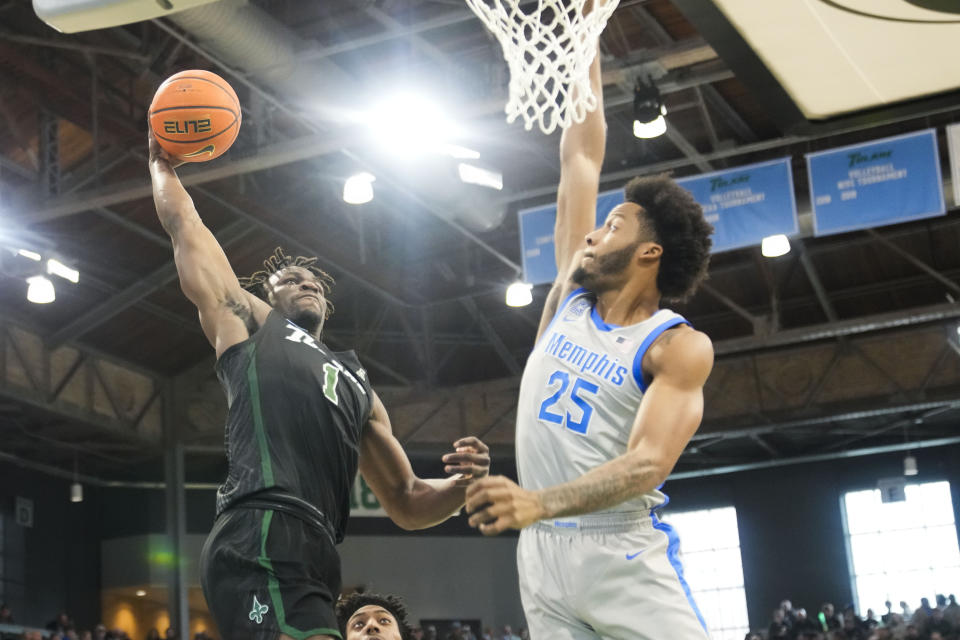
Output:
(465, 0), (619, 135)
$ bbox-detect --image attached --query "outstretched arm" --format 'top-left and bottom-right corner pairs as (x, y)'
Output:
(148, 133), (269, 357)
(536, 35), (606, 342)
(359, 392), (491, 530)
(466, 328), (713, 535)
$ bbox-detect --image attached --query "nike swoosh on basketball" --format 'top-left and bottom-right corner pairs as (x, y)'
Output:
(626, 551), (645, 560)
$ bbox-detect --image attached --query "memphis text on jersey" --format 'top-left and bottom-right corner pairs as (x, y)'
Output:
(542, 331), (629, 386)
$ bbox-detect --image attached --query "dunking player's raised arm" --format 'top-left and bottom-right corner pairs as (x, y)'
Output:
(536, 36), (606, 343)
(359, 392), (490, 530)
(148, 132), (269, 358)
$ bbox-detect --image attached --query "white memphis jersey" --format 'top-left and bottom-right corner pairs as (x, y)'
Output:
(516, 287), (690, 515)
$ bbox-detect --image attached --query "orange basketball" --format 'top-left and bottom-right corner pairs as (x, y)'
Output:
(149, 70), (241, 163)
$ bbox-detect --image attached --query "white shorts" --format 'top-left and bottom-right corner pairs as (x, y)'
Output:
(517, 511), (710, 640)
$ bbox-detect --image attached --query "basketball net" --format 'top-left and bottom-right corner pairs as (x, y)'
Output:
(465, 0), (620, 135)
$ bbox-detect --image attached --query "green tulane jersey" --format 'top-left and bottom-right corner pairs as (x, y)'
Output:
(214, 310), (373, 542)
(516, 288), (689, 515)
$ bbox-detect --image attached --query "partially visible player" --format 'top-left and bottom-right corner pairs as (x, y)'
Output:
(148, 132), (490, 640)
(336, 592), (412, 640)
(464, 21), (715, 640)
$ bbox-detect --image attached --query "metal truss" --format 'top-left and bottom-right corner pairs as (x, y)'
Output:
(0, 315), (165, 444)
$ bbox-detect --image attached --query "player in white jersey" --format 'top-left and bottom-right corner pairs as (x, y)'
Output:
(463, 20), (716, 640)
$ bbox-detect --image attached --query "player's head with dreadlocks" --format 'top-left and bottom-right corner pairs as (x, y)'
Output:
(240, 247), (335, 335)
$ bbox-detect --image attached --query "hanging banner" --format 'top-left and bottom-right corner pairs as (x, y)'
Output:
(674, 157), (798, 253)
(806, 129), (945, 236)
(948, 123), (960, 209)
(518, 158), (798, 284)
(519, 188), (624, 285)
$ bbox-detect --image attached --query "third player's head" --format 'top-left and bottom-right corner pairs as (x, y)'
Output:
(336, 592), (412, 640)
(573, 175), (713, 303)
(241, 247), (335, 335)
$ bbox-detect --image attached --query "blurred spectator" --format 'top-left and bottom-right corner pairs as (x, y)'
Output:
(899, 601), (913, 620)
(501, 626), (520, 640)
(864, 609), (878, 631)
(782, 600), (798, 626)
(480, 628), (492, 640)
(911, 598), (933, 632)
(935, 594), (947, 609)
(882, 601), (894, 625)
(93, 624), (107, 640)
(518, 629), (529, 640)
(163, 629), (177, 640)
(841, 614), (866, 640)
(0, 605), (11, 624)
(411, 627), (424, 640)
(79, 632), (92, 640)
(745, 633), (762, 640)
(903, 624), (920, 639)
(424, 625), (438, 640)
(927, 608), (951, 638)
(821, 603), (842, 631)
(769, 608), (790, 638)
(145, 630), (160, 640)
(47, 613), (74, 635)
(944, 594), (960, 627)
(792, 608), (820, 639)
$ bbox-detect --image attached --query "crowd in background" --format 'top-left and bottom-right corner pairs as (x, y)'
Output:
(0, 606), (214, 640)
(0, 603), (529, 640)
(752, 594), (960, 640)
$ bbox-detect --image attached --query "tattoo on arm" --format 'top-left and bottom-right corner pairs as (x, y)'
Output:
(226, 298), (258, 335)
(539, 454), (660, 518)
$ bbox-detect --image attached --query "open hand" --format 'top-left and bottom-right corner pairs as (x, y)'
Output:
(442, 436), (490, 487)
(465, 475), (546, 536)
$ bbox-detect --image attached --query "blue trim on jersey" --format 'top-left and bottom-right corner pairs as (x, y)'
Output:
(532, 287), (588, 351)
(651, 508), (709, 633)
(631, 316), (691, 391)
(590, 304), (621, 332)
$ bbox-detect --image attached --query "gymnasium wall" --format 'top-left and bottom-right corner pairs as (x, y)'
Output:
(3, 444), (960, 632)
(0, 464), (102, 630)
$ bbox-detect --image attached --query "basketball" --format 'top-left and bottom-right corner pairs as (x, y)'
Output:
(148, 70), (241, 163)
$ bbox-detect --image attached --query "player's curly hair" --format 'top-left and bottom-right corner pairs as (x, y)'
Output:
(623, 174), (713, 303)
(336, 592), (413, 640)
(239, 247), (335, 317)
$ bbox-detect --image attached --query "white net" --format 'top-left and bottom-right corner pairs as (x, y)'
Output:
(465, 0), (620, 135)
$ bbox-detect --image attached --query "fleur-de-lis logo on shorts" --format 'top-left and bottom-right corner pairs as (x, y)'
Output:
(249, 595), (269, 624)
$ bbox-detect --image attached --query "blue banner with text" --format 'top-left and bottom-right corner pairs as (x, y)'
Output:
(806, 129), (945, 236)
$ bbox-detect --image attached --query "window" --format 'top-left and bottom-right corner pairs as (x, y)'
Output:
(663, 506), (750, 640)
(842, 480), (960, 614)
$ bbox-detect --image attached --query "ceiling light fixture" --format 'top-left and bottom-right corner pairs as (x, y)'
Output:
(26, 275), (55, 304)
(632, 80), (667, 139)
(506, 281), (533, 307)
(343, 173), (376, 205)
(47, 258), (79, 283)
(17, 249), (42, 261)
(761, 234), (791, 258)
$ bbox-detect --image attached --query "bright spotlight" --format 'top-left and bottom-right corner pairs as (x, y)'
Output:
(506, 281), (533, 307)
(70, 482), (83, 503)
(17, 249), (42, 261)
(458, 164), (503, 191)
(761, 234), (791, 258)
(26, 275), (55, 304)
(135, 590), (147, 597)
(367, 93), (460, 156)
(343, 173), (376, 205)
(47, 258), (79, 283)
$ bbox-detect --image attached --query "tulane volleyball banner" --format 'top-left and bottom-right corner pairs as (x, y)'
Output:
(519, 188), (624, 285)
(673, 157), (798, 253)
(806, 129), (945, 236)
(518, 157), (798, 284)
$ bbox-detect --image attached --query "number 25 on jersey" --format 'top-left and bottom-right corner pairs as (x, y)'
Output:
(537, 370), (598, 435)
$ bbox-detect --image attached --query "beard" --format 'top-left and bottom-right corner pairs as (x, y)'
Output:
(281, 300), (326, 335)
(572, 241), (639, 293)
